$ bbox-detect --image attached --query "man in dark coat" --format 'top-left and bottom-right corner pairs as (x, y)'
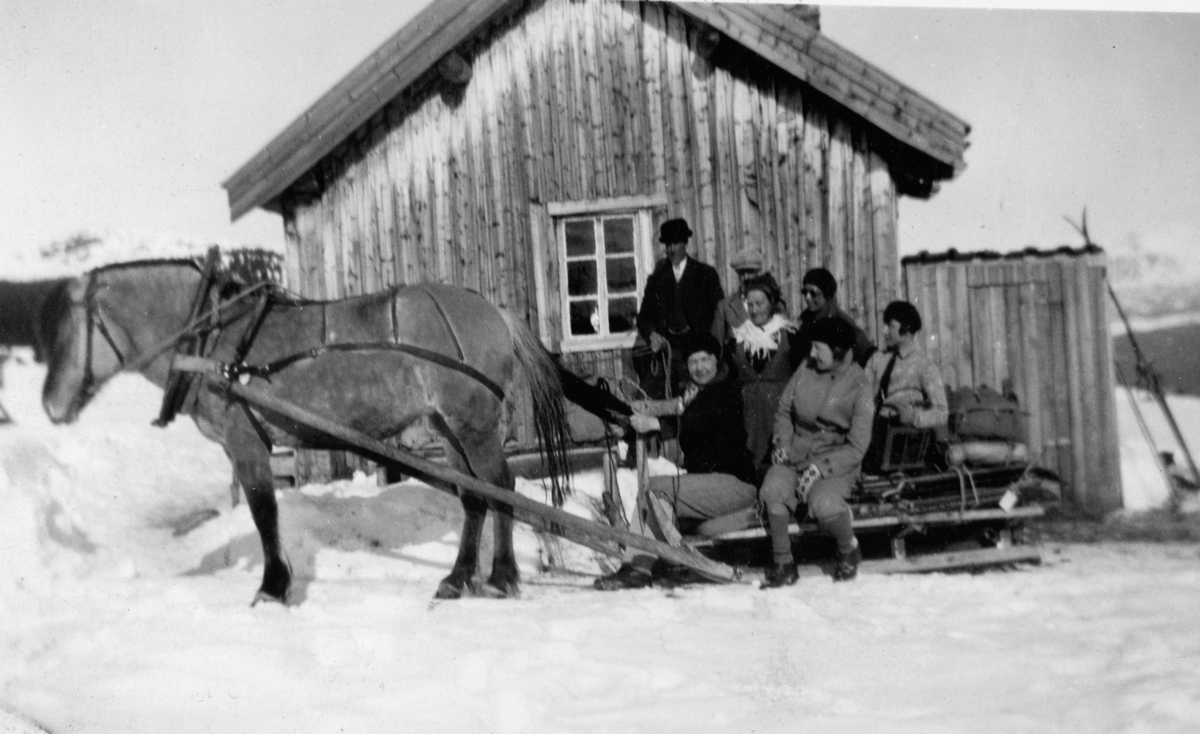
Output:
(634, 218), (724, 400)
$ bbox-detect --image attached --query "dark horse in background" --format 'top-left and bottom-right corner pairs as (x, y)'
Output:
(1, 278), (69, 361)
(37, 259), (625, 604)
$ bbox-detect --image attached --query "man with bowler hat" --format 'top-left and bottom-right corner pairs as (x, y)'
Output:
(635, 217), (724, 401)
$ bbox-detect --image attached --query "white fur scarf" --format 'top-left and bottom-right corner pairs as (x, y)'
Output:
(732, 314), (795, 361)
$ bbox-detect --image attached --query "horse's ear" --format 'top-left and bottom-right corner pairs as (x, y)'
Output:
(217, 279), (242, 301)
(66, 275), (89, 304)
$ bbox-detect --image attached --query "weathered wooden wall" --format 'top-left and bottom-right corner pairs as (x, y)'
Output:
(902, 251), (1121, 513)
(277, 0), (908, 479)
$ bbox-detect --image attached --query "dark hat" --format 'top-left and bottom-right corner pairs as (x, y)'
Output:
(882, 300), (923, 334)
(809, 317), (856, 353)
(659, 218), (693, 244)
(802, 268), (838, 299)
(681, 331), (722, 360)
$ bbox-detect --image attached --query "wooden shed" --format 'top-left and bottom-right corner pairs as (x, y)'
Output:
(902, 246), (1121, 513)
(222, 0), (970, 477)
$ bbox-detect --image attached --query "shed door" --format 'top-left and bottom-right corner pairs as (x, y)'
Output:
(910, 263), (1070, 482)
(963, 274), (1066, 481)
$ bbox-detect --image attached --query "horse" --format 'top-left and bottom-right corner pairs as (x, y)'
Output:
(37, 259), (574, 604)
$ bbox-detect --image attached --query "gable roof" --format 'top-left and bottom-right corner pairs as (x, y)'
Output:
(223, 0), (970, 220)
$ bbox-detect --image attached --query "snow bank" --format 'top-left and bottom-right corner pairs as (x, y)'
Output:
(3, 352), (1200, 733)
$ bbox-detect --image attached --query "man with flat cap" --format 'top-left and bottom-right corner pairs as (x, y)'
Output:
(635, 217), (724, 401)
(710, 245), (766, 344)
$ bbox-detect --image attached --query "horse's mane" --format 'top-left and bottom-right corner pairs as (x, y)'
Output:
(35, 279), (73, 362)
(88, 257), (203, 278)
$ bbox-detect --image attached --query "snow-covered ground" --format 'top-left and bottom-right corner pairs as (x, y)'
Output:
(3, 351), (1200, 733)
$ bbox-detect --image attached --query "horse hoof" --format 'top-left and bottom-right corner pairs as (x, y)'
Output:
(251, 589), (287, 607)
(483, 576), (520, 598)
(434, 585), (462, 600)
(479, 581), (518, 599)
(434, 578), (473, 600)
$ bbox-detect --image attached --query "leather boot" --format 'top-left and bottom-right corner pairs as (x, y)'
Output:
(594, 563), (653, 591)
(833, 545), (862, 582)
(760, 562), (799, 589)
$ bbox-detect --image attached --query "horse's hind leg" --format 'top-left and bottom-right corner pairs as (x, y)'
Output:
(431, 412), (519, 599)
(223, 405), (291, 605)
(457, 431), (521, 597)
(484, 456), (519, 597)
(435, 449), (487, 600)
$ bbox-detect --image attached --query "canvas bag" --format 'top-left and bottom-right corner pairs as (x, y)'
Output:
(947, 385), (1024, 442)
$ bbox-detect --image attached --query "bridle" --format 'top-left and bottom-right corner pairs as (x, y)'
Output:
(78, 271), (128, 404)
(71, 265), (269, 409)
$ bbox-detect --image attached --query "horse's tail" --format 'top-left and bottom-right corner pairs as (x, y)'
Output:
(499, 309), (572, 506)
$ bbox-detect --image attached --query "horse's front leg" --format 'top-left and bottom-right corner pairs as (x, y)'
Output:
(223, 404), (291, 605)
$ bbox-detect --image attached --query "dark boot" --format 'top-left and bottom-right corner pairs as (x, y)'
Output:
(760, 562), (799, 589)
(833, 545), (862, 582)
(594, 563), (653, 591)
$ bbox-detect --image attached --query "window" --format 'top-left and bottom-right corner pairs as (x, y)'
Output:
(563, 215), (639, 338)
(542, 195), (663, 352)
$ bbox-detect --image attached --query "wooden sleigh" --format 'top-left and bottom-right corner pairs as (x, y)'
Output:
(680, 425), (1062, 577)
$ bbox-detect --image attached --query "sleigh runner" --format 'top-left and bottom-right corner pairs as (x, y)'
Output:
(684, 462), (1059, 575)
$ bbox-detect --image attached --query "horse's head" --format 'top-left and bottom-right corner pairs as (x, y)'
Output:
(39, 272), (130, 424)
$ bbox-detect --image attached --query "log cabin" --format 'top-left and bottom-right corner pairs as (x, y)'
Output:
(223, 0), (972, 483)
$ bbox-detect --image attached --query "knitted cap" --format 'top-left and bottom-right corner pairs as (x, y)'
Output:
(802, 268), (837, 299)
(681, 331), (722, 360)
(809, 317), (856, 352)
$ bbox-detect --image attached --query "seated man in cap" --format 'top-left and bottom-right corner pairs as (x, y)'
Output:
(710, 246), (767, 343)
(634, 218), (725, 403)
(794, 267), (875, 368)
(595, 332), (758, 590)
(862, 300), (948, 472)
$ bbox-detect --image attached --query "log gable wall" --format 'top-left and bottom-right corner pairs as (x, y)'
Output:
(280, 0), (900, 346)
(277, 0), (905, 465)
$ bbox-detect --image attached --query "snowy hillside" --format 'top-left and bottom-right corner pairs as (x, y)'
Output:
(2, 352), (1200, 733)
(1108, 240), (1200, 321)
(6, 230), (281, 281)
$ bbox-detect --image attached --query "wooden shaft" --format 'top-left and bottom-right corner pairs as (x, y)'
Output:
(175, 359), (736, 582)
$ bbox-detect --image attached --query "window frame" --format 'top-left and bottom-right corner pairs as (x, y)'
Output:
(543, 195), (664, 353)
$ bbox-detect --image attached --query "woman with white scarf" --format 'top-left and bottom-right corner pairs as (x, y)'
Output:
(726, 273), (803, 475)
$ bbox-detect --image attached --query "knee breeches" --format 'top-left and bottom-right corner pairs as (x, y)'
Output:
(759, 464), (854, 522)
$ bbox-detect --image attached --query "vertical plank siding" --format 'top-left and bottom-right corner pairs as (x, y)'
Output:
(278, 0), (912, 467)
(902, 253), (1121, 512)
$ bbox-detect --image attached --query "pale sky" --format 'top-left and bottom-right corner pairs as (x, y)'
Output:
(2, 1), (1197, 266)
